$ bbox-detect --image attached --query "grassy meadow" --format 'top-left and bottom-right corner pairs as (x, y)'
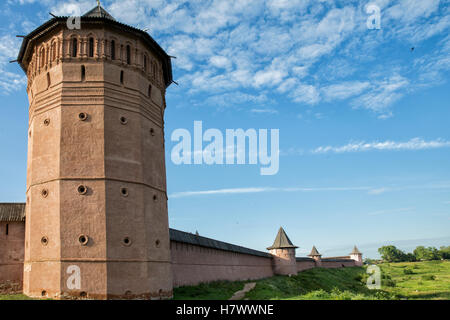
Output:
(0, 261), (448, 300)
(173, 260), (449, 300)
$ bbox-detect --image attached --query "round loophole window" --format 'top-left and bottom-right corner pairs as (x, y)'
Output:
(80, 291), (87, 298)
(44, 119), (50, 126)
(150, 128), (155, 136)
(120, 116), (128, 125)
(153, 195), (158, 202)
(41, 236), (49, 246)
(41, 189), (49, 198)
(41, 290), (47, 297)
(78, 235), (89, 246)
(78, 113), (88, 121)
(123, 237), (132, 247)
(77, 185), (88, 195)
(120, 188), (129, 197)
(155, 240), (161, 248)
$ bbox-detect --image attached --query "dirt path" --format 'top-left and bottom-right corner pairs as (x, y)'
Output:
(229, 282), (256, 300)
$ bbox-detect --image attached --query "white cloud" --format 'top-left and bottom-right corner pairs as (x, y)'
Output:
(250, 108), (278, 115)
(387, 0), (440, 24)
(0, 34), (26, 93)
(2, 0), (449, 117)
(351, 75), (409, 116)
(367, 207), (414, 216)
(312, 138), (450, 154)
(368, 188), (388, 195)
(323, 81), (370, 101)
(169, 185), (373, 198)
(290, 84), (320, 105)
(170, 181), (450, 198)
(209, 55), (232, 70)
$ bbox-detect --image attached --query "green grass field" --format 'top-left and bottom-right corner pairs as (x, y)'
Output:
(378, 260), (450, 300)
(173, 260), (450, 300)
(1, 261), (448, 300)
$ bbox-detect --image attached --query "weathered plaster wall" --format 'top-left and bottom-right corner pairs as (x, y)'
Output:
(170, 241), (274, 288)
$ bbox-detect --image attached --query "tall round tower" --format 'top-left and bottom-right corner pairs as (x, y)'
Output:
(17, 4), (173, 299)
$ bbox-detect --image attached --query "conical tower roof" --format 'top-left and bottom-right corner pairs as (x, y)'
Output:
(308, 245), (321, 257)
(267, 227), (298, 250)
(83, 4), (116, 20)
(350, 245), (361, 255)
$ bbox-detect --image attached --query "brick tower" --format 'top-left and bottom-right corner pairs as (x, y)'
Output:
(267, 227), (298, 276)
(349, 246), (363, 266)
(17, 4), (173, 299)
(308, 246), (322, 267)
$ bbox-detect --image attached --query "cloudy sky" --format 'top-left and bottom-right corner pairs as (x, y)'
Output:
(1, 0), (449, 258)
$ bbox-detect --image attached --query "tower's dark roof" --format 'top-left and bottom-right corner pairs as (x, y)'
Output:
(350, 246), (362, 255)
(17, 5), (173, 87)
(308, 246), (321, 257)
(267, 227), (298, 250)
(83, 5), (116, 20)
(0, 203), (26, 222)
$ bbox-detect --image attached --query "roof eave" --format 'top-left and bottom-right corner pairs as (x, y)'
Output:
(267, 245), (298, 250)
(17, 16), (173, 87)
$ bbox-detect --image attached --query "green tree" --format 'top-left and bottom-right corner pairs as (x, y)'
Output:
(404, 253), (417, 262)
(439, 246), (450, 259)
(413, 246), (441, 261)
(378, 245), (408, 262)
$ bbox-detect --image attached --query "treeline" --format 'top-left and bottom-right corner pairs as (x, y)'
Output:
(369, 245), (450, 263)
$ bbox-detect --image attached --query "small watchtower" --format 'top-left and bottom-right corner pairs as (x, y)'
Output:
(350, 246), (363, 266)
(267, 227), (298, 276)
(308, 246), (322, 267)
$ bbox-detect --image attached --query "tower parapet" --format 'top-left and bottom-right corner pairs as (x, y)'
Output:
(17, 4), (173, 300)
(267, 227), (298, 276)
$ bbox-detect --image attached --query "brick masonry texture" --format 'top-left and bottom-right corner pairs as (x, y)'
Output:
(0, 6), (362, 299)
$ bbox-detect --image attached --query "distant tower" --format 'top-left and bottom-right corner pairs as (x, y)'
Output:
(267, 227), (298, 276)
(308, 246), (322, 267)
(17, 4), (173, 299)
(350, 246), (363, 266)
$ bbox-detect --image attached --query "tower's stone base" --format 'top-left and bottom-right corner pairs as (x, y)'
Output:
(23, 261), (173, 300)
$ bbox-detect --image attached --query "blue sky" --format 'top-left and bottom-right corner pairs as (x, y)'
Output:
(0, 0), (449, 258)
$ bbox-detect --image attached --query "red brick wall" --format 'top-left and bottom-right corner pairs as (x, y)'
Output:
(321, 260), (356, 268)
(296, 260), (317, 272)
(0, 222), (25, 283)
(170, 241), (274, 288)
(0, 221), (359, 290)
